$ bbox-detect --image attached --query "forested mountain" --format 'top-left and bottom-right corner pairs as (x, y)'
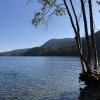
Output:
(0, 49), (29, 56)
(0, 30), (100, 56)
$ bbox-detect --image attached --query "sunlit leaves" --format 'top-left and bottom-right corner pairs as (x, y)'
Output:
(32, 11), (44, 27)
(32, 0), (66, 27)
(96, 1), (100, 5)
(55, 6), (66, 16)
(96, 1), (100, 12)
(32, 0), (56, 26)
(38, 0), (56, 8)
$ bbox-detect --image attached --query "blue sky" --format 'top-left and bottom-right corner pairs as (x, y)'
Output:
(0, 0), (100, 52)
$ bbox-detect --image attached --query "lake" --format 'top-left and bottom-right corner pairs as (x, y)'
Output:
(0, 57), (82, 100)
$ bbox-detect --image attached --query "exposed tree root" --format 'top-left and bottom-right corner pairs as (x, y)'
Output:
(79, 70), (100, 86)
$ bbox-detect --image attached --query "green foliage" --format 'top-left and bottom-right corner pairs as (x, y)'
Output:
(96, 1), (100, 5)
(31, 0), (100, 27)
(55, 6), (66, 16)
(96, 1), (100, 12)
(38, 0), (56, 8)
(32, 11), (44, 27)
(32, 0), (66, 27)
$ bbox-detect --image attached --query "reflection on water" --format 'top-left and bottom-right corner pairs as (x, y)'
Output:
(0, 57), (82, 100)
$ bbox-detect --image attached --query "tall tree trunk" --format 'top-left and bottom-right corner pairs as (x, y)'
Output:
(88, 0), (98, 70)
(80, 0), (91, 67)
(70, 0), (85, 72)
(63, 0), (91, 72)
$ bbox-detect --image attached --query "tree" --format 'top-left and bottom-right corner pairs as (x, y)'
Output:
(31, 0), (99, 83)
(88, 0), (98, 70)
(96, 1), (100, 12)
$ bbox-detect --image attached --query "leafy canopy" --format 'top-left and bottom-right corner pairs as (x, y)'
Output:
(31, 0), (99, 27)
(32, 0), (66, 27)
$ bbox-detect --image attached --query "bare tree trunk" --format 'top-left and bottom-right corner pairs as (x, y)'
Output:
(70, 0), (85, 72)
(63, 0), (91, 72)
(80, 0), (91, 67)
(88, 0), (98, 70)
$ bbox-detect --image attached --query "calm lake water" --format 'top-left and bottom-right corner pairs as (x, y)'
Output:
(0, 57), (82, 100)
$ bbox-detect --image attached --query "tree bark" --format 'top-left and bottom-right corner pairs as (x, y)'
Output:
(80, 0), (91, 67)
(63, 0), (91, 72)
(88, 0), (98, 70)
(70, 0), (85, 72)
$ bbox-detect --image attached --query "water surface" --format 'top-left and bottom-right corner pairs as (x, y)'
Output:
(0, 57), (82, 100)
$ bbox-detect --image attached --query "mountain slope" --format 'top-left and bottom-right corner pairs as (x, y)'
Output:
(41, 38), (74, 48)
(0, 49), (29, 56)
(0, 30), (100, 56)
